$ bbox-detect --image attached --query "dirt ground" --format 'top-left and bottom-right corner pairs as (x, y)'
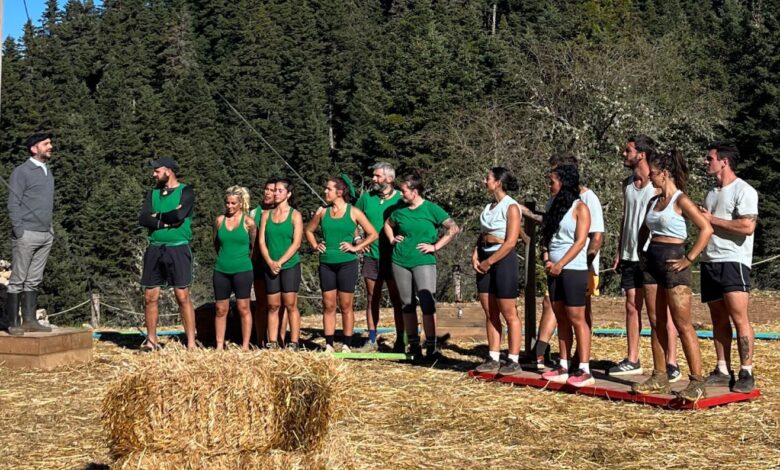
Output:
(1, 295), (779, 469)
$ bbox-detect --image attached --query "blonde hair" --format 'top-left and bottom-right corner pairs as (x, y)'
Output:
(225, 185), (251, 214)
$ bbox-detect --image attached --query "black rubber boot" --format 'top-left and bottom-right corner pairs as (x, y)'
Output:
(4, 292), (24, 336)
(22, 291), (51, 332)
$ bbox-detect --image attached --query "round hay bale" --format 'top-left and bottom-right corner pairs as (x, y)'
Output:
(103, 348), (350, 461)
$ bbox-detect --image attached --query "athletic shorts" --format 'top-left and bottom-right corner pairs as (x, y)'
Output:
(264, 263), (302, 294)
(587, 272), (600, 297)
(213, 270), (254, 300)
(362, 256), (394, 281)
(700, 262), (751, 303)
(642, 242), (691, 289)
(476, 247), (519, 299)
(319, 260), (359, 293)
(547, 269), (588, 307)
(141, 244), (193, 288)
(619, 260), (643, 290)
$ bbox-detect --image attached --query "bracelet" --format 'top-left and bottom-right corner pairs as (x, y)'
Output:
(353, 236), (363, 244)
(685, 254), (695, 263)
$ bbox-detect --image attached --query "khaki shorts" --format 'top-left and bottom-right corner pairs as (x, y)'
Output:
(587, 272), (600, 297)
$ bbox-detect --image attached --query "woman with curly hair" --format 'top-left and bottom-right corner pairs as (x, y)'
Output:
(540, 164), (593, 387)
(213, 186), (256, 351)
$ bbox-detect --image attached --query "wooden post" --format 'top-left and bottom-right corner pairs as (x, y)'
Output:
(523, 201), (537, 354)
(91, 293), (101, 328)
(452, 264), (463, 318)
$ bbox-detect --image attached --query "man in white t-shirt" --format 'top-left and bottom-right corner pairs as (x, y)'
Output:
(699, 142), (758, 393)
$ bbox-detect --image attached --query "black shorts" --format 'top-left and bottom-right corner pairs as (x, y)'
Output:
(642, 242), (691, 289)
(701, 262), (751, 303)
(547, 269), (588, 307)
(141, 244), (193, 289)
(619, 260), (644, 290)
(213, 270), (254, 301)
(264, 263), (302, 294)
(319, 260), (359, 293)
(362, 256), (394, 281)
(476, 248), (519, 299)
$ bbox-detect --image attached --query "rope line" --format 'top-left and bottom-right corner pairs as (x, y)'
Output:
(46, 298), (91, 317)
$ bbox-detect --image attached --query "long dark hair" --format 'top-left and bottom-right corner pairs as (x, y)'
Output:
(649, 149), (689, 193)
(276, 178), (296, 208)
(541, 164), (580, 247)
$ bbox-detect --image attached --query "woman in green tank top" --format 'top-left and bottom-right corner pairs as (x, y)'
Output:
(213, 186), (256, 351)
(304, 175), (378, 352)
(250, 177), (279, 347)
(259, 178), (304, 350)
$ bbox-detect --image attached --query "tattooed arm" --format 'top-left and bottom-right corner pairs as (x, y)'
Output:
(700, 212), (757, 237)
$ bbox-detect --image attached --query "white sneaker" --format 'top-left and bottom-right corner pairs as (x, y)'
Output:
(324, 344), (335, 353)
(341, 344), (352, 353)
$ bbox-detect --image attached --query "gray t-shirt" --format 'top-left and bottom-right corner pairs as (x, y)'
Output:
(701, 178), (758, 267)
(581, 189), (604, 273)
(620, 176), (656, 262)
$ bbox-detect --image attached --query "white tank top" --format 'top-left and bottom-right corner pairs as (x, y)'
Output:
(549, 200), (588, 270)
(645, 191), (687, 240)
(479, 195), (520, 252)
(621, 176), (656, 261)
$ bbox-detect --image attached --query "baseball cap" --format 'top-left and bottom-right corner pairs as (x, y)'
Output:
(149, 157), (179, 173)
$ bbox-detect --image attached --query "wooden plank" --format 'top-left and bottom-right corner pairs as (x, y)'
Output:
(0, 348), (92, 370)
(0, 328), (92, 355)
(469, 369), (761, 410)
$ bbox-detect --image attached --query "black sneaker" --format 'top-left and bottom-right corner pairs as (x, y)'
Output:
(667, 364), (682, 383)
(408, 344), (423, 361)
(266, 341), (279, 350)
(497, 360), (523, 376)
(392, 340), (406, 354)
(475, 358), (501, 373)
(425, 344), (443, 361)
(607, 358), (643, 376)
(286, 342), (299, 352)
(732, 369), (755, 394)
(704, 368), (733, 387)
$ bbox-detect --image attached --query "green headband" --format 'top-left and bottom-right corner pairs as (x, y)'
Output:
(340, 173), (356, 199)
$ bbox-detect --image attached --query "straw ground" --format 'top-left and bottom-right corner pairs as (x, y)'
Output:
(1, 296), (779, 469)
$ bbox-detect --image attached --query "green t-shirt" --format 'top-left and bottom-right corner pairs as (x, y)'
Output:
(355, 190), (403, 260)
(389, 200), (450, 268)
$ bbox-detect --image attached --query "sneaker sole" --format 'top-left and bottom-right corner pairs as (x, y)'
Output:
(568, 377), (595, 388)
(475, 367), (500, 374)
(668, 375), (682, 384)
(543, 374), (569, 384)
(631, 386), (672, 395)
(608, 367), (644, 376)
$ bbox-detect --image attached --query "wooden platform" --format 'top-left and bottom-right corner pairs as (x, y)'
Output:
(0, 328), (93, 369)
(469, 367), (761, 410)
(436, 305), (487, 340)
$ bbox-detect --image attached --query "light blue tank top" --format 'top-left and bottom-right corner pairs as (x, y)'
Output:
(549, 200), (588, 270)
(479, 196), (520, 253)
(645, 191), (687, 240)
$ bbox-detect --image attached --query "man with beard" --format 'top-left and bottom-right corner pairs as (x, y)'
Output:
(355, 162), (404, 352)
(699, 142), (758, 393)
(3, 133), (55, 335)
(138, 157), (196, 351)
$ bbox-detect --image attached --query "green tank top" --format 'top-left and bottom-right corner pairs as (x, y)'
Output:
(320, 205), (357, 264)
(265, 208), (300, 270)
(215, 214), (253, 274)
(148, 184), (192, 246)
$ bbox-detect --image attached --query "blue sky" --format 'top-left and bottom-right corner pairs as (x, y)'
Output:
(3, 0), (47, 40)
(3, 0), (102, 40)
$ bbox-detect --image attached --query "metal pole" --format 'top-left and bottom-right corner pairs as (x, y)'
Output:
(523, 201), (537, 354)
